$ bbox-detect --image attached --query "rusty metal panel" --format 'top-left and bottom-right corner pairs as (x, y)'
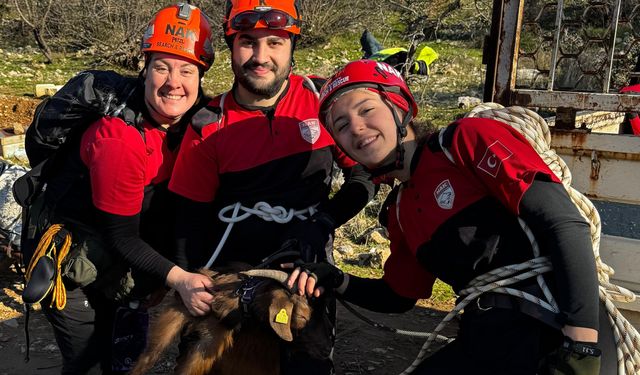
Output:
(512, 89), (640, 112)
(550, 130), (640, 204)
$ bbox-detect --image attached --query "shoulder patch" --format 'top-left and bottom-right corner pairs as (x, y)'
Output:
(190, 105), (222, 136)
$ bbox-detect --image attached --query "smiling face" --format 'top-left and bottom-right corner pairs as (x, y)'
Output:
(328, 89), (405, 169)
(143, 53), (201, 126)
(231, 28), (292, 100)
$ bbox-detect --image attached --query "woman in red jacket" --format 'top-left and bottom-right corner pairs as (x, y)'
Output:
(34, 4), (217, 374)
(288, 59), (611, 375)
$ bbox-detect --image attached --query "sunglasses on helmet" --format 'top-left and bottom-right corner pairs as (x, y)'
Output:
(230, 9), (300, 31)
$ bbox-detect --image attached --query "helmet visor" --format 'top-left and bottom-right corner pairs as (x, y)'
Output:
(231, 9), (299, 31)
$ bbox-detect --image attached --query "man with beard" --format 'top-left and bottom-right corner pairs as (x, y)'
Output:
(168, 1), (375, 374)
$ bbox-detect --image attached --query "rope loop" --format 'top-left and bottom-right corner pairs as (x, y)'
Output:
(204, 201), (318, 269)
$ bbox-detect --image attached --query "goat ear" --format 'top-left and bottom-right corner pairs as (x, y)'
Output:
(268, 300), (294, 342)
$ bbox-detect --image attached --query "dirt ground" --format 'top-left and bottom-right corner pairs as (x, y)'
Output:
(0, 264), (458, 375)
(0, 95), (40, 133)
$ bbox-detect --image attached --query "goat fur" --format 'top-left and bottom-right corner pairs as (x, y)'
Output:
(130, 266), (312, 375)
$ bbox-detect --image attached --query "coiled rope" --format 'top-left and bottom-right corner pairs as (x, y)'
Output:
(204, 202), (317, 269)
(25, 224), (71, 310)
(399, 104), (640, 375)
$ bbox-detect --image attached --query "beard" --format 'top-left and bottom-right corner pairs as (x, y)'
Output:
(233, 59), (290, 98)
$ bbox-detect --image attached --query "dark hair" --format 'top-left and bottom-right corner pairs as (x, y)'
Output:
(410, 119), (437, 146)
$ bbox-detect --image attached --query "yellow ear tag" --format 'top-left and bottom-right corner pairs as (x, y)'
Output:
(275, 308), (289, 324)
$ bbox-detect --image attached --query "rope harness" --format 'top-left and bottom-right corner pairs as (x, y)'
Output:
(382, 104), (640, 375)
(204, 202), (318, 269)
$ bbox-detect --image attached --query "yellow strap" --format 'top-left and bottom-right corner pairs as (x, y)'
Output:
(25, 224), (72, 310)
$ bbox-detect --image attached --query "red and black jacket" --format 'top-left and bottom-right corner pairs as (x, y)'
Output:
(170, 75), (375, 267)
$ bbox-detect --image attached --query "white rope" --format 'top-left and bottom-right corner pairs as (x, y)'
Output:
(399, 104), (640, 375)
(465, 104), (640, 375)
(203, 202), (317, 269)
(399, 257), (556, 374)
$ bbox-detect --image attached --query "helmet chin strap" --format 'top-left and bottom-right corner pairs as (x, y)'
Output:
(366, 88), (412, 178)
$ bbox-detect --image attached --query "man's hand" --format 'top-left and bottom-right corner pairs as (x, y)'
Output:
(282, 212), (336, 262)
(166, 266), (214, 316)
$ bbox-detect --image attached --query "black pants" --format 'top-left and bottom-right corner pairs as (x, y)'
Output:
(413, 308), (561, 375)
(412, 303), (616, 375)
(41, 287), (122, 374)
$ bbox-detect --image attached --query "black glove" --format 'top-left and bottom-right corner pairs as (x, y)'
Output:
(539, 336), (601, 375)
(298, 262), (345, 291)
(283, 212), (336, 262)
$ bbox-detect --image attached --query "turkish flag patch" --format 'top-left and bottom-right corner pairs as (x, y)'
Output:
(477, 140), (513, 178)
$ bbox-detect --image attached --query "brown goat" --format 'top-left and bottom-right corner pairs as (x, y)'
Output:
(130, 266), (312, 375)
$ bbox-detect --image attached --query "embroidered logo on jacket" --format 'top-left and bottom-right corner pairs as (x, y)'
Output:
(299, 119), (321, 144)
(434, 179), (455, 209)
(477, 140), (513, 178)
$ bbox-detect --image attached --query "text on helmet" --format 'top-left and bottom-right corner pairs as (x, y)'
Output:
(376, 62), (402, 79)
(165, 24), (198, 42)
(321, 76), (350, 99)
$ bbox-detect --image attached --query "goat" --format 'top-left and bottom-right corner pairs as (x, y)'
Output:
(130, 265), (312, 375)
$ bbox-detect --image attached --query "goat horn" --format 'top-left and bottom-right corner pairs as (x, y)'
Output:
(241, 269), (289, 285)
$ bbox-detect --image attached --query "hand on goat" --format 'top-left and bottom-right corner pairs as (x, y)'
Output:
(282, 261), (346, 298)
(166, 266), (215, 316)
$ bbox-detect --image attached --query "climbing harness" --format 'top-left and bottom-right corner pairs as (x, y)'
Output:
(204, 201), (318, 269)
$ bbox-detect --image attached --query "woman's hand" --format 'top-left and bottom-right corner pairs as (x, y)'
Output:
(166, 266), (214, 316)
(282, 262), (346, 298)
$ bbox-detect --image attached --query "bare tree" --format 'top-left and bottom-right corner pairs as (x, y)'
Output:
(13, 0), (54, 63)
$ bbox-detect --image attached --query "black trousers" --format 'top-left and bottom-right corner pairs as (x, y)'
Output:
(413, 307), (560, 375)
(412, 303), (616, 375)
(41, 287), (123, 375)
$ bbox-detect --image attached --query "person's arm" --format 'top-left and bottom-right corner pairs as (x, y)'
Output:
(286, 263), (417, 314)
(282, 163), (376, 262)
(519, 178), (599, 341)
(448, 118), (599, 341)
(97, 210), (174, 281)
(323, 163), (377, 227)
(97, 209), (214, 316)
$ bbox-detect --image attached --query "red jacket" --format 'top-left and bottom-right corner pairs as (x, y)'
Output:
(620, 84), (640, 135)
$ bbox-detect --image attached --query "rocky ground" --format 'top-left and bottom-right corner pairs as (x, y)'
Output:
(0, 95), (39, 135)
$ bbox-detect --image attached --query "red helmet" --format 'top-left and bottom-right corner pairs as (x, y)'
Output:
(319, 59), (418, 127)
(141, 3), (215, 70)
(224, 0), (302, 37)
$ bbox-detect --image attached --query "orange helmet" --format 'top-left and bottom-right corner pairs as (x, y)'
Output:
(141, 3), (215, 70)
(224, 0), (302, 37)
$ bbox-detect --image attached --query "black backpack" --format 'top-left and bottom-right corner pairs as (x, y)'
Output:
(14, 70), (143, 208)
(12, 70), (144, 268)
(25, 70), (142, 167)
